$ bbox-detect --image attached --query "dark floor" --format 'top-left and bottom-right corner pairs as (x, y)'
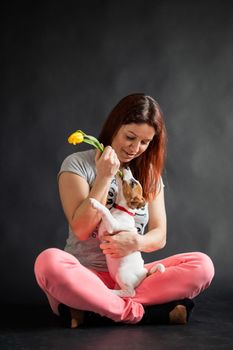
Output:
(1, 290), (233, 350)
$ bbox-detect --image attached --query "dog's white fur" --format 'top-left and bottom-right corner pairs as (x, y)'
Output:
(90, 168), (165, 297)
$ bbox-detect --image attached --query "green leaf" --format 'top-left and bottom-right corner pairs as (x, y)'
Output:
(84, 135), (104, 152)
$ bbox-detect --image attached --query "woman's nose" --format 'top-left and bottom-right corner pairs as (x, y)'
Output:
(130, 140), (140, 153)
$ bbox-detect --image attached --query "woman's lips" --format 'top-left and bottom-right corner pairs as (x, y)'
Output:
(123, 150), (136, 158)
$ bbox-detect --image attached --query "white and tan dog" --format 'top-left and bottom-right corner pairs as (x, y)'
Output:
(90, 167), (165, 297)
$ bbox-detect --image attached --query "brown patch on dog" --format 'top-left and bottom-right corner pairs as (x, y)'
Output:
(122, 180), (146, 209)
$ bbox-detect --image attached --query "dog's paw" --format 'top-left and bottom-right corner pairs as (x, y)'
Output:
(111, 289), (136, 297)
(89, 198), (98, 209)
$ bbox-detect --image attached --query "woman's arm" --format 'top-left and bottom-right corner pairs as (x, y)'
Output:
(137, 184), (167, 252)
(100, 184), (167, 257)
(58, 146), (120, 241)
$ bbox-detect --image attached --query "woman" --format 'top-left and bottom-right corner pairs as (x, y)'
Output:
(34, 93), (214, 327)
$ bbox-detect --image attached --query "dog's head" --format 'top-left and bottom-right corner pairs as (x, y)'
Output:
(121, 168), (146, 209)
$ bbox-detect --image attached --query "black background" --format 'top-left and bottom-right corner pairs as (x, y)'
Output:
(1, 0), (233, 305)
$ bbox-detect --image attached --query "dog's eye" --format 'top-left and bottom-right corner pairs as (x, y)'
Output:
(130, 179), (138, 188)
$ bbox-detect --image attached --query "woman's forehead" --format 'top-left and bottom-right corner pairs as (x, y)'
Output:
(121, 123), (155, 139)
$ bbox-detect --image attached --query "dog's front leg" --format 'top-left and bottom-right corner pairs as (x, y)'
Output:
(90, 198), (119, 233)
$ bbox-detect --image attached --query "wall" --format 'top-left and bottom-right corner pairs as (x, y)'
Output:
(1, 0), (232, 304)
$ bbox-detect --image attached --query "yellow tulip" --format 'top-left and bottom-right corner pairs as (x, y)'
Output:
(68, 131), (84, 145)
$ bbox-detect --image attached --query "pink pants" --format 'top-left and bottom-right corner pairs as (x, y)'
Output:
(34, 248), (214, 324)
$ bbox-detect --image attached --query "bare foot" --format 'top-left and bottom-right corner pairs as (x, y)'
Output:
(70, 308), (85, 328)
(169, 305), (187, 324)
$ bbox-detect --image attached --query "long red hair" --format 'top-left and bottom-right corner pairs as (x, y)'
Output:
(98, 93), (167, 202)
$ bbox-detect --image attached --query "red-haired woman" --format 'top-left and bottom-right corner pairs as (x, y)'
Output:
(34, 94), (214, 327)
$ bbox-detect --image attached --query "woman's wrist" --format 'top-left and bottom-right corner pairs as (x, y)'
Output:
(136, 228), (166, 253)
(136, 233), (144, 252)
(89, 174), (113, 205)
(95, 173), (114, 184)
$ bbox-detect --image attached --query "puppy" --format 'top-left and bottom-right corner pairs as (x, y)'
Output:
(90, 167), (165, 297)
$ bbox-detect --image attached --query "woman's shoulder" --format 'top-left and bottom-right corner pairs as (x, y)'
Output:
(63, 149), (96, 166)
(58, 149), (96, 184)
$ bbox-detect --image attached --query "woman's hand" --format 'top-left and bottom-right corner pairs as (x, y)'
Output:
(95, 146), (120, 179)
(99, 230), (141, 258)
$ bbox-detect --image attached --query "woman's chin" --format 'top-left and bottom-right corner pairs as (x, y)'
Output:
(120, 155), (135, 163)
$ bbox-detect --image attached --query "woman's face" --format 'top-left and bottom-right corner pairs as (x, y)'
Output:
(111, 123), (155, 165)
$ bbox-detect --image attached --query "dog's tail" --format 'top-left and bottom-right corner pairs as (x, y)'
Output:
(148, 263), (165, 276)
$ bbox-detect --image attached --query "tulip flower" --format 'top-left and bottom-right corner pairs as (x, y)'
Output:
(67, 131), (84, 145)
(68, 130), (104, 152)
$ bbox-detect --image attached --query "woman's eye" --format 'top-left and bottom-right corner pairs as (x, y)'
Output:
(141, 140), (150, 145)
(126, 136), (135, 140)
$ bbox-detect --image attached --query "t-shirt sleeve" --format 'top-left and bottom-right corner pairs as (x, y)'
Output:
(58, 151), (96, 185)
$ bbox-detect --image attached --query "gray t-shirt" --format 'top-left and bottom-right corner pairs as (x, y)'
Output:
(58, 149), (149, 271)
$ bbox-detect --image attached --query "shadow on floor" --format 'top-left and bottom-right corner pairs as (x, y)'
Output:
(1, 290), (233, 350)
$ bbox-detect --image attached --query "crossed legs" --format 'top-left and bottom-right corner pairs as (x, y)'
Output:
(34, 248), (214, 324)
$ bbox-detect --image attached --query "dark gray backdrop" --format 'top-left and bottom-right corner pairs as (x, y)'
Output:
(1, 1), (232, 305)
